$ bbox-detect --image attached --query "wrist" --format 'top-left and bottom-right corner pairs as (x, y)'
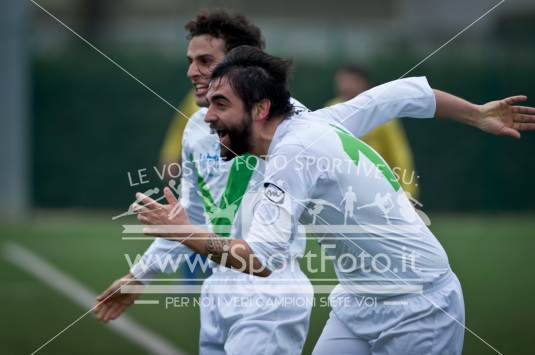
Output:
(457, 103), (483, 128)
(472, 104), (485, 129)
(175, 226), (209, 250)
(126, 272), (138, 281)
(126, 270), (144, 284)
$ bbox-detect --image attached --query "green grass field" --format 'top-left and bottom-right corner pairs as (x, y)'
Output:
(1, 212), (534, 355)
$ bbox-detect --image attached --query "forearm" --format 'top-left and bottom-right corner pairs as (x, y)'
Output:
(129, 238), (193, 283)
(434, 89), (483, 128)
(165, 227), (270, 277)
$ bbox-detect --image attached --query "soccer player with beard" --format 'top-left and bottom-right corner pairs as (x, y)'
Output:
(96, 11), (535, 354)
(96, 10), (432, 351)
(133, 46), (535, 354)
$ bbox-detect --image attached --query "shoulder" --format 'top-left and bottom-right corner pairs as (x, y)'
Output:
(186, 108), (208, 126)
(183, 108), (209, 136)
(182, 108), (212, 151)
(289, 97), (310, 115)
(270, 117), (338, 158)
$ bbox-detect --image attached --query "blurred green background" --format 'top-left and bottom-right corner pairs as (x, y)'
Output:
(32, 48), (535, 211)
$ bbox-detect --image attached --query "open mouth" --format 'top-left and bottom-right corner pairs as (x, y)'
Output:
(193, 83), (208, 96)
(215, 128), (231, 148)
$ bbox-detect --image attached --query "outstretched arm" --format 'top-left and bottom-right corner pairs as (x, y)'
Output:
(434, 91), (535, 138)
(315, 76), (535, 139)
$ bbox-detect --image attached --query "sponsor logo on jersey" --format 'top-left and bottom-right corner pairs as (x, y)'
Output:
(264, 182), (285, 204)
(199, 153), (220, 162)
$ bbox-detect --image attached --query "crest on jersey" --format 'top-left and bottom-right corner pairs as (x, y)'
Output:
(264, 182), (285, 204)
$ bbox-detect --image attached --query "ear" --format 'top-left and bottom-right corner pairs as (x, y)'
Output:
(252, 99), (271, 122)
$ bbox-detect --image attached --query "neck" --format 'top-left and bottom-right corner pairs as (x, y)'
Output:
(250, 115), (284, 158)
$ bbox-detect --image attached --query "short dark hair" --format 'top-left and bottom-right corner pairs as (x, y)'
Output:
(211, 46), (293, 119)
(185, 10), (265, 52)
(338, 64), (370, 84)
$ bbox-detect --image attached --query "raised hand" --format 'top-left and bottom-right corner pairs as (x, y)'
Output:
(133, 187), (191, 238)
(478, 95), (535, 138)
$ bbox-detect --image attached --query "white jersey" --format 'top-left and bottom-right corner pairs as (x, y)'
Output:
(247, 115), (450, 297)
(130, 77), (437, 280)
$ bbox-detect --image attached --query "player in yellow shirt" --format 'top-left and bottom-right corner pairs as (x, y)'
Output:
(327, 65), (419, 197)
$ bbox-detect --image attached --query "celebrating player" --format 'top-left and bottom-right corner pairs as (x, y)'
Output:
(132, 46), (535, 354)
(96, 10), (535, 355)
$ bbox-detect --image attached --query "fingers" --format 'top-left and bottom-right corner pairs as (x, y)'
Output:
(102, 302), (122, 323)
(131, 202), (149, 214)
(94, 301), (111, 321)
(513, 122), (535, 131)
(108, 303), (128, 321)
(514, 114), (535, 123)
(94, 301), (104, 315)
(504, 95), (527, 105)
(164, 187), (179, 204)
(137, 213), (150, 224)
(500, 127), (521, 139)
(135, 192), (160, 210)
(96, 298), (134, 322)
(168, 202), (183, 220)
(512, 106), (535, 115)
(96, 284), (117, 302)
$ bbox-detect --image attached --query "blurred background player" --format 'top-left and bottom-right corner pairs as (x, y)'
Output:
(327, 65), (419, 197)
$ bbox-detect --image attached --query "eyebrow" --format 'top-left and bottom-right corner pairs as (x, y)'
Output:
(187, 54), (214, 61)
(209, 94), (231, 104)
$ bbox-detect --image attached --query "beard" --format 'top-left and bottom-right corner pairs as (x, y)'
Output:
(214, 113), (252, 161)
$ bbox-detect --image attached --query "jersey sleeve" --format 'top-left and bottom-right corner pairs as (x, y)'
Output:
(245, 143), (318, 270)
(129, 238), (192, 284)
(131, 110), (206, 284)
(310, 76), (436, 137)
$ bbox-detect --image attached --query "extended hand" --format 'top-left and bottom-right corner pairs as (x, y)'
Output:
(133, 187), (190, 238)
(478, 95), (535, 138)
(94, 273), (141, 322)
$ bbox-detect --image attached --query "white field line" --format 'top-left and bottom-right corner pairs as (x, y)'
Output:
(1, 242), (187, 355)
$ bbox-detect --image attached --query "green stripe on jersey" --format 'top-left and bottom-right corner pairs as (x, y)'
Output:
(191, 153), (258, 236)
(331, 124), (401, 191)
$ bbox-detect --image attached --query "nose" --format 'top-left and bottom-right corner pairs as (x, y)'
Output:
(204, 106), (217, 124)
(187, 62), (200, 80)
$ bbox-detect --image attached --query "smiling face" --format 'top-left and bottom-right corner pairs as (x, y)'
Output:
(187, 35), (227, 107)
(204, 77), (253, 160)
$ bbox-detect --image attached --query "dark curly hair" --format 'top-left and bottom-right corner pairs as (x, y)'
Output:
(185, 9), (265, 52)
(211, 46), (293, 119)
